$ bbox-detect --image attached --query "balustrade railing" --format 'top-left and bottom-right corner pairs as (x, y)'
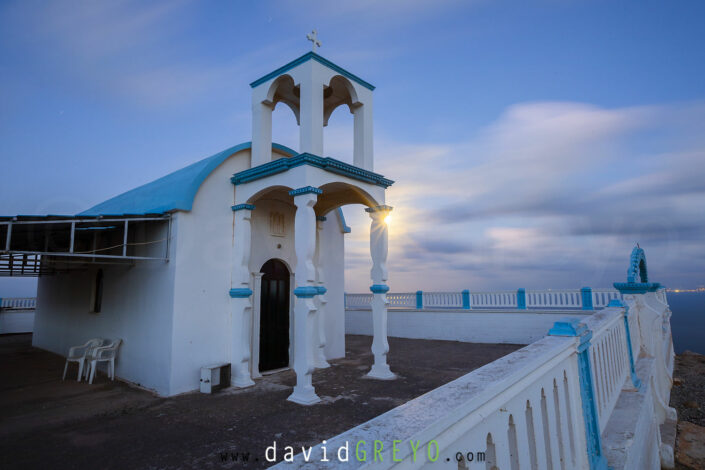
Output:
(280, 288), (673, 470)
(345, 288), (621, 311)
(0, 297), (36, 310)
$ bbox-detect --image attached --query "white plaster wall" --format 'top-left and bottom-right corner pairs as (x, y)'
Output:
(346, 309), (588, 345)
(167, 149), (253, 395)
(321, 215), (345, 359)
(249, 196), (297, 371)
(32, 218), (177, 395)
(0, 310), (34, 333)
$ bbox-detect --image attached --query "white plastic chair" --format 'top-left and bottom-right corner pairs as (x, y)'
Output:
(62, 338), (104, 381)
(87, 339), (122, 384)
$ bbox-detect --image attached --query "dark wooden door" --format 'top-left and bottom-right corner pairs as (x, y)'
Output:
(259, 259), (290, 372)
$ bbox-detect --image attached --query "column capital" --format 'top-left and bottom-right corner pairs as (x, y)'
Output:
(316, 215), (327, 222)
(289, 186), (322, 197)
(365, 204), (393, 214)
(232, 204), (255, 212)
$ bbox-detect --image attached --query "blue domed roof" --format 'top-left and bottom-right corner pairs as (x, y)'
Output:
(79, 142), (296, 216)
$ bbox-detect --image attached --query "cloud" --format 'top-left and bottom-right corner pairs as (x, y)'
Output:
(344, 100), (705, 292)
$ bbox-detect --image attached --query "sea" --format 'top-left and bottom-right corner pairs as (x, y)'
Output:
(667, 292), (705, 355)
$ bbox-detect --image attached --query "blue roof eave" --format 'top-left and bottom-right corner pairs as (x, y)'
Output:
(249, 52), (375, 91)
(79, 142), (297, 217)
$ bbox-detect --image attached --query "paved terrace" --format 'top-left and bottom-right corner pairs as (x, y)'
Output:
(0, 334), (521, 470)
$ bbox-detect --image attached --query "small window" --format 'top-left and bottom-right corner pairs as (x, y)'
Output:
(91, 269), (103, 313)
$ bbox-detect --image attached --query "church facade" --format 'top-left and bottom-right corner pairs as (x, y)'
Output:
(31, 51), (396, 403)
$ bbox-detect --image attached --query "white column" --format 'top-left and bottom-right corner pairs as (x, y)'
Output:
(251, 100), (273, 168)
(250, 272), (264, 379)
(288, 186), (322, 405)
(230, 204), (256, 388)
(353, 100), (374, 171)
(365, 205), (395, 379)
(298, 65), (324, 156)
(313, 216), (330, 368)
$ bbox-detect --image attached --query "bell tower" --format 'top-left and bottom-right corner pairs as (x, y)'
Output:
(249, 36), (375, 171)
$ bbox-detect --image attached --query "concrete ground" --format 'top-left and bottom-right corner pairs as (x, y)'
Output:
(0, 334), (521, 470)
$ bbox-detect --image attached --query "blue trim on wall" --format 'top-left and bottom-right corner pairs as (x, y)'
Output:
(231, 152), (394, 188)
(229, 288), (253, 298)
(613, 282), (662, 294)
(79, 142), (296, 217)
(294, 286), (318, 298)
(548, 318), (608, 470)
(581, 287), (594, 310)
(316, 286), (327, 295)
(416, 291), (423, 309)
(462, 290), (470, 309)
(337, 208), (351, 234)
(288, 186), (323, 196)
(608, 299), (642, 389)
(370, 284), (390, 294)
(249, 52), (375, 91)
(517, 288), (527, 309)
(231, 204), (255, 212)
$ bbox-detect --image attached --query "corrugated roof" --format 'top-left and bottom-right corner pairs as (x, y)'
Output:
(78, 142), (296, 217)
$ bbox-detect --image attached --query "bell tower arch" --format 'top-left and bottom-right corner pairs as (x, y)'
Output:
(249, 50), (376, 171)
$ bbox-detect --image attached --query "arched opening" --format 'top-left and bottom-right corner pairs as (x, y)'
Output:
(323, 75), (358, 164)
(268, 74), (300, 157)
(259, 259), (290, 372)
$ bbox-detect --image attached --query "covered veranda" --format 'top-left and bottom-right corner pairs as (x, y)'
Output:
(0, 214), (171, 276)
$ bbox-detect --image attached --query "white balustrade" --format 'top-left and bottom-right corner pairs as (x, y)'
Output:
(592, 289), (622, 308)
(345, 293), (373, 309)
(0, 297), (36, 310)
(345, 289), (624, 311)
(526, 289), (583, 308)
(281, 293), (674, 470)
(582, 307), (630, 432)
(423, 291), (462, 308)
(386, 293), (416, 308)
(470, 290), (518, 308)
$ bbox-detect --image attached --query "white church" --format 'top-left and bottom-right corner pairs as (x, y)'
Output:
(12, 45), (395, 403)
(0, 36), (680, 469)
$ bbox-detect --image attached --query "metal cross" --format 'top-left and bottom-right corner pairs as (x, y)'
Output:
(306, 30), (321, 52)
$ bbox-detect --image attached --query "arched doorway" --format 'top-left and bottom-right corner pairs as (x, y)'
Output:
(259, 259), (290, 372)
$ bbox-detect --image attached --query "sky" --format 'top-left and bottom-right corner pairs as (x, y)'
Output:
(1, 0), (704, 296)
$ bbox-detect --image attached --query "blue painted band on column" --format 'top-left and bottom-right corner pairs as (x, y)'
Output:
(370, 284), (390, 294)
(231, 204), (255, 211)
(608, 299), (642, 389)
(462, 289), (471, 309)
(581, 287), (594, 310)
(288, 186), (322, 196)
(316, 286), (327, 295)
(316, 215), (327, 222)
(517, 288), (527, 309)
(229, 288), (253, 298)
(294, 286), (318, 298)
(548, 318), (608, 470)
(416, 290), (423, 309)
